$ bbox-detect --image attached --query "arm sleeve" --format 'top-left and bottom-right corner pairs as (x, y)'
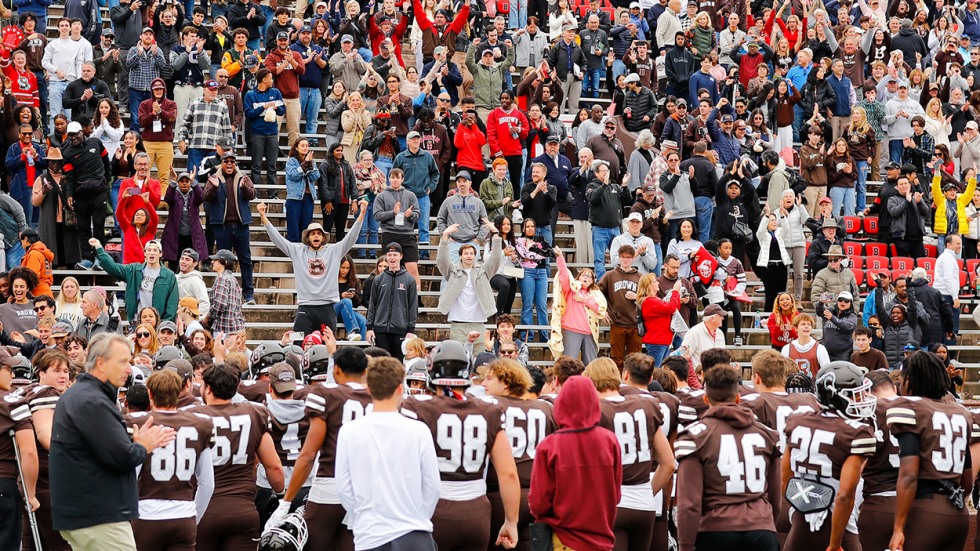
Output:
(193, 447), (215, 523)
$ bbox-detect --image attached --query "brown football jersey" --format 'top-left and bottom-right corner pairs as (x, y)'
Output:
(620, 385), (680, 440)
(486, 395), (556, 490)
(126, 410), (215, 503)
(401, 394), (505, 483)
(784, 411), (876, 484)
(597, 394), (664, 486)
(741, 391), (821, 453)
(676, 386), (708, 428)
(887, 396), (972, 482)
(862, 396), (901, 496)
(0, 392), (32, 480)
(5, 383), (60, 487)
(193, 402), (271, 499)
(303, 382), (374, 478)
(268, 404), (311, 469)
(237, 380), (270, 403)
(675, 404), (780, 529)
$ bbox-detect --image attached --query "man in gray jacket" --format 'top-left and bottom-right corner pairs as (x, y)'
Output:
(258, 200), (367, 335)
(374, 168), (422, 289)
(436, 171), (489, 264)
(366, 242), (419, 360)
(437, 221), (502, 354)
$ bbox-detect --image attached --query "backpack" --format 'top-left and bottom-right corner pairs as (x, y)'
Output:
(636, 300), (646, 337)
(0, 204), (20, 248)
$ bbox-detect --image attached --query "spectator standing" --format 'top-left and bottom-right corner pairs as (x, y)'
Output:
(392, 131), (440, 259)
(116, 183), (158, 264)
(883, 80), (924, 163)
(373, 168), (423, 289)
(771, 191), (808, 303)
(934, 234), (963, 338)
(480, 158), (517, 221)
(138, 79), (177, 192)
(5, 123), (45, 227)
(264, 31), (305, 147)
(909, 268), (953, 350)
(75, 289), (117, 341)
(284, 138), (320, 243)
(214, 69), (244, 137)
(800, 126), (829, 213)
(170, 26), (211, 125)
(16, 14), (49, 124)
(816, 291), (859, 362)
(328, 35), (369, 98)
(598, 244), (642, 368)
(291, 26), (327, 145)
(32, 148), (80, 269)
(436, 221), (501, 354)
(125, 28), (167, 132)
(436, 172), (490, 263)
(220, 29), (256, 91)
(61, 121), (110, 270)
(203, 151), (257, 304)
(587, 160), (631, 280)
(931, 167), (976, 256)
(781, 314), (831, 377)
(487, 91), (529, 189)
(61, 63), (111, 123)
(93, 239), (178, 322)
(887, 176), (929, 257)
(549, 246), (607, 363)
(259, 200), (367, 334)
(515, 218), (552, 343)
(810, 245), (860, 312)
(203, 249), (246, 335)
(19, 229), (53, 297)
(806, 218), (843, 277)
(319, 143), (357, 242)
(366, 243), (419, 360)
(466, 42), (514, 117)
(41, 19), (84, 132)
(228, 0), (267, 50)
(850, 326), (889, 372)
(175, 248), (210, 317)
(637, 272), (681, 366)
(177, 80), (232, 174)
(586, 119), (627, 184)
(680, 303), (726, 370)
(162, 172), (207, 268)
(680, 141), (717, 242)
(547, 24), (585, 114)
(50, 332), (174, 551)
(243, 68), (286, 198)
(336, 357), (440, 551)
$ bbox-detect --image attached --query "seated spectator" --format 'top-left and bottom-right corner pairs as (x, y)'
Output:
(0, 267), (38, 334)
(132, 322), (161, 356)
(19, 229), (53, 298)
(810, 245), (859, 310)
(336, 255), (367, 341)
(876, 276), (922, 369)
(850, 326), (889, 371)
(483, 314), (529, 367)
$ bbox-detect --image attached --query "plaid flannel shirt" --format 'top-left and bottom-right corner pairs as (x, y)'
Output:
(126, 46), (167, 91)
(209, 270), (246, 334)
(176, 98), (232, 149)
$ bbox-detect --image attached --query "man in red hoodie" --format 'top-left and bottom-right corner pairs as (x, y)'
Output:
(263, 31), (305, 147)
(486, 90), (528, 189)
(529, 375), (622, 550)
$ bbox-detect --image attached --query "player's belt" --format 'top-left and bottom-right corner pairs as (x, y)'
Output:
(308, 477), (341, 505)
(438, 479), (486, 501)
(618, 482), (656, 512)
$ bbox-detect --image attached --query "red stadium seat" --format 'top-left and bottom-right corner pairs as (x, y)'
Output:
(968, 259), (980, 276)
(924, 271), (935, 285)
(863, 216), (879, 235)
(916, 257), (936, 271)
(865, 256), (889, 271)
(852, 269), (864, 287)
(892, 269), (906, 281)
(842, 216), (862, 235)
(924, 244), (938, 258)
(866, 273), (878, 289)
(865, 242), (888, 257)
(891, 257), (914, 272)
(842, 241), (863, 257)
(849, 256), (865, 270)
(961, 271), (969, 293)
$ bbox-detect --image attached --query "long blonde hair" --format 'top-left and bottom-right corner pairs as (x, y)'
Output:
(848, 106), (871, 135)
(56, 276), (81, 309)
(635, 273), (660, 304)
(925, 97), (944, 120)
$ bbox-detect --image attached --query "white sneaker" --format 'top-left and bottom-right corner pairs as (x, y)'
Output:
(348, 332), (362, 342)
(733, 336), (743, 346)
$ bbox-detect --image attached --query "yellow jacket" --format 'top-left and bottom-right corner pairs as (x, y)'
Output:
(932, 174), (977, 235)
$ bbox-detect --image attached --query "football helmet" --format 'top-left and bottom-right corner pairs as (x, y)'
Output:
(250, 343), (286, 379)
(429, 340), (470, 387)
(257, 506), (308, 551)
(814, 361), (876, 420)
(303, 345), (332, 382)
(125, 364), (150, 389)
(11, 355), (32, 386)
(154, 346), (184, 369)
(284, 344), (304, 380)
(404, 366), (430, 395)
(785, 371), (815, 394)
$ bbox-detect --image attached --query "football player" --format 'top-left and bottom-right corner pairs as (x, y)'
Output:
(675, 366), (781, 551)
(9, 349), (65, 550)
(663, 355), (706, 427)
(401, 340), (521, 551)
(127, 370), (216, 551)
(584, 358), (675, 551)
(856, 369), (901, 551)
(740, 350), (820, 543)
(0, 348), (37, 551)
(887, 351), (973, 551)
(781, 362), (877, 551)
(267, 346), (373, 550)
(481, 358), (556, 550)
(238, 343), (287, 401)
(162, 360), (203, 408)
(255, 363), (312, 527)
(194, 363), (285, 550)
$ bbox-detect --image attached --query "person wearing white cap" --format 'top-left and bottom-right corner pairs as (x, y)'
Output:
(610, 213), (658, 274)
(815, 291), (859, 362)
(883, 78), (924, 163)
(328, 34), (369, 96)
(546, 23), (585, 114)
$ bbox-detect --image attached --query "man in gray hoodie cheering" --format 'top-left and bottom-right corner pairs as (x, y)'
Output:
(258, 200), (367, 336)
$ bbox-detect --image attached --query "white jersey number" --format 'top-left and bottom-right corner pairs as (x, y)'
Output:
(436, 414), (488, 473)
(212, 414), (252, 466)
(505, 407), (548, 459)
(151, 426), (198, 482)
(717, 433), (767, 494)
(613, 410), (652, 466)
(788, 426), (834, 478)
(932, 411), (969, 474)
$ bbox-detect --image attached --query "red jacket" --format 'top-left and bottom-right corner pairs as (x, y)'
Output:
(118, 177), (162, 210)
(529, 376), (621, 551)
(486, 107), (528, 158)
(767, 311), (798, 348)
(117, 194), (159, 264)
(641, 292), (681, 346)
(453, 122), (487, 172)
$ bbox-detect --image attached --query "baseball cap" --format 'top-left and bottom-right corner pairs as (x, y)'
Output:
(626, 212), (643, 222)
(141, 26), (154, 34)
(66, 121), (83, 134)
(51, 321), (74, 338)
(178, 297), (201, 317)
(276, 31), (290, 40)
(216, 136), (234, 150)
(269, 364), (298, 394)
(212, 249), (237, 263)
(300, 25), (312, 33)
(545, 134), (560, 144)
(884, 161), (900, 170)
(407, 130), (421, 140)
(897, 80), (910, 88)
(720, 114), (735, 122)
(642, 184), (657, 193)
(244, 54), (260, 68)
(158, 320), (178, 333)
(204, 80), (219, 89)
(151, 79), (167, 90)
(341, 34), (354, 43)
(675, 98), (687, 107)
(624, 73), (640, 84)
(944, 183), (960, 192)
(434, 45), (448, 55)
(629, 1), (640, 7)
(221, 151), (237, 161)
(177, 172), (193, 182)
(455, 170), (472, 181)
(703, 304), (725, 318)
(481, 48), (494, 56)
(102, 28), (114, 37)
(661, 139), (678, 150)
(968, 121), (980, 131)
(837, 291), (853, 301)
(818, 196), (833, 205)
(385, 242), (403, 254)
(180, 248), (200, 261)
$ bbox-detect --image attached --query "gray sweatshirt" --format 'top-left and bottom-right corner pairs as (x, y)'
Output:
(265, 216), (364, 305)
(435, 192), (489, 243)
(373, 187), (420, 234)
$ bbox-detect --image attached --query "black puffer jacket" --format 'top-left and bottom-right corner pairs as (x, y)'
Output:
(623, 86), (657, 132)
(876, 286), (923, 369)
(910, 277), (953, 349)
(317, 144), (357, 205)
(800, 75), (836, 119)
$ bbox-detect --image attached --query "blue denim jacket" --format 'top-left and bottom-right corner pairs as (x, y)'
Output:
(285, 156), (320, 201)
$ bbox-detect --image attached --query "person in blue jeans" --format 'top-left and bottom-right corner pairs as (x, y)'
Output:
(515, 218), (551, 343)
(335, 255), (367, 340)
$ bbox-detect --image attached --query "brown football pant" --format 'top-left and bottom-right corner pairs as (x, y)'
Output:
(432, 496), (491, 551)
(902, 493), (968, 551)
(488, 488), (532, 551)
(614, 506), (656, 551)
(195, 496), (259, 551)
(304, 501), (354, 551)
(650, 511), (671, 551)
(857, 494), (895, 551)
(784, 510), (862, 551)
(133, 517), (196, 551)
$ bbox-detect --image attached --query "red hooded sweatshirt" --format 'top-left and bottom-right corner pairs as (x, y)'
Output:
(529, 376), (622, 550)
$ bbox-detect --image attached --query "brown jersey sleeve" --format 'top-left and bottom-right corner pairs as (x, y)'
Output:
(888, 397), (971, 482)
(862, 398), (900, 496)
(785, 412), (875, 483)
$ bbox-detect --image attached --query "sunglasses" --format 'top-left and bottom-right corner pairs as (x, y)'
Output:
(137, 332), (151, 338)
(33, 305), (47, 312)
(500, 349), (516, 354)
(20, 132), (32, 136)
(438, 97), (450, 101)
(838, 298), (852, 302)
(222, 159), (236, 164)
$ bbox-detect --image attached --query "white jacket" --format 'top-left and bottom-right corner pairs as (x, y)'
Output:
(756, 217), (791, 267)
(776, 204), (809, 248)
